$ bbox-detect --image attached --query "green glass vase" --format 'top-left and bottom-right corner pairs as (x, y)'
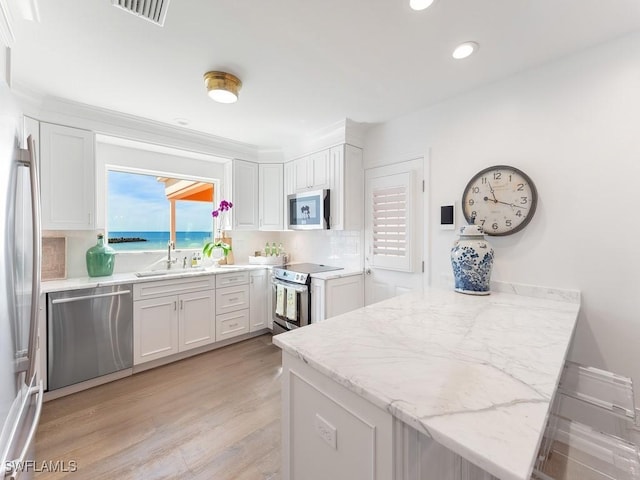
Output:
(86, 234), (116, 277)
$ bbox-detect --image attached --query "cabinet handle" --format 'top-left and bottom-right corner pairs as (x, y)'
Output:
(174, 301), (177, 311)
(229, 323), (238, 328)
(229, 297), (239, 302)
(180, 300), (183, 310)
(88, 212), (91, 225)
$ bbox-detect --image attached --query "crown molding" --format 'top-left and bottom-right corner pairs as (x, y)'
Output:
(283, 118), (368, 161)
(13, 84), (263, 161)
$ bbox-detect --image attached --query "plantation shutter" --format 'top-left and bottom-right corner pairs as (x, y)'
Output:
(370, 172), (414, 271)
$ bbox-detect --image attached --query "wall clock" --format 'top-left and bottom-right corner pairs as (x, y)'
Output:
(461, 165), (538, 236)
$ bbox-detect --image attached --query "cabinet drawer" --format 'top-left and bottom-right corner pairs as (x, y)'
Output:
(216, 284), (250, 315)
(134, 275), (215, 300)
(215, 271), (249, 288)
(216, 309), (249, 342)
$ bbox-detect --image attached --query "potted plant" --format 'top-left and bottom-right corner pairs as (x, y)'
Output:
(203, 199), (233, 262)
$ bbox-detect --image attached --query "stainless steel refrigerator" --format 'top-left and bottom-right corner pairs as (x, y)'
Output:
(0, 80), (43, 478)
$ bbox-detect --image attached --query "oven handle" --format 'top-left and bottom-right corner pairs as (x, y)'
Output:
(272, 278), (308, 293)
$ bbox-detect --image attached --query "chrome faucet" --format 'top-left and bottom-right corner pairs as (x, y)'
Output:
(166, 241), (176, 269)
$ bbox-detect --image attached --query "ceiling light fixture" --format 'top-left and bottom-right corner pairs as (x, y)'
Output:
(410, 0), (436, 11)
(452, 41), (479, 60)
(203, 71), (242, 104)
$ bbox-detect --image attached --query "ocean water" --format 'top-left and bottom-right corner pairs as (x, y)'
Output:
(108, 231), (213, 251)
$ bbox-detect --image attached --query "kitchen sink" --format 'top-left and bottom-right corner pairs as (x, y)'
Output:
(135, 267), (206, 278)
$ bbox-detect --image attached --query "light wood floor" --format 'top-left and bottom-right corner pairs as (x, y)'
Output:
(35, 334), (282, 480)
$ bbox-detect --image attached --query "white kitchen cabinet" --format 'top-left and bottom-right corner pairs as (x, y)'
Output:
(249, 269), (268, 331)
(294, 149), (331, 192)
(231, 159), (259, 230)
(40, 122), (95, 230)
(178, 290), (216, 352)
(266, 273), (274, 330)
(133, 276), (216, 364)
(283, 161), (295, 229)
(281, 351), (394, 480)
(329, 144), (363, 231)
(310, 273), (364, 323)
(134, 295), (179, 364)
(215, 271), (250, 341)
(259, 163), (284, 230)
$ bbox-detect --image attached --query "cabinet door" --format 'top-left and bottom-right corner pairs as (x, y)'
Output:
(266, 274), (274, 330)
(284, 162), (295, 230)
(232, 159), (259, 230)
(310, 278), (325, 323)
(311, 149), (331, 190)
(40, 123), (95, 230)
(294, 156), (310, 191)
(133, 296), (179, 364)
(325, 275), (364, 320)
(179, 290), (215, 352)
(249, 270), (267, 331)
(259, 163), (284, 231)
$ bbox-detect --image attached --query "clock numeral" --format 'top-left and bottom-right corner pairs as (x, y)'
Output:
(506, 219), (512, 227)
(493, 172), (502, 180)
(481, 177), (487, 184)
(520, 197), (528, 205)
(516, 210), (522, 217)
(468, 199), (475, 206)
(517, 183), (524, 191)
(471, 211), (477, 217)
(472, 186), (480, 193)
(480, 219), (485, 226)
(492, 222), (499, 230)
(509, 174), (512, 182)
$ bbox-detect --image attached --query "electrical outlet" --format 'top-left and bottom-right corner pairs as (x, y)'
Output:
(315, 413), (337, 450)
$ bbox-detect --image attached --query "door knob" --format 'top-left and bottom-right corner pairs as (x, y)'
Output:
(365, 268), (372, 275)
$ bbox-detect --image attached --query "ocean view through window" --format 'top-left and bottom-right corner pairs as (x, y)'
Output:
(107, 170), (215, 251)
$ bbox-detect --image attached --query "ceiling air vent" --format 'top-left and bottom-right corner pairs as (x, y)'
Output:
(111, 0), (170, 27)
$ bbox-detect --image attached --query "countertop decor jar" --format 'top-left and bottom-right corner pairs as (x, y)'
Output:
(86, 233), (116, 277)
(450, 224), (494, 295)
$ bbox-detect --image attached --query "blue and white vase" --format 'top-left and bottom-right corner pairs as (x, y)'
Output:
(450, 225), (494, 295)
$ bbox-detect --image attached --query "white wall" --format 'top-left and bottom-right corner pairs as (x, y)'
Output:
(364, 32), (640, 395)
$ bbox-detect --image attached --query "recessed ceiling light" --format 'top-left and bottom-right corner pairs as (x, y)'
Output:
(452, 41), (479, 60)
(410, 0), (436, 11)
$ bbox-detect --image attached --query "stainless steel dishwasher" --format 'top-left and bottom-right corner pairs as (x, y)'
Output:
(47, 284), (133, 391)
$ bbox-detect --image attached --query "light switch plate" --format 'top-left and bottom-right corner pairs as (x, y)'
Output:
(315, 413), (337, 450)
(440, 202), (455, 230)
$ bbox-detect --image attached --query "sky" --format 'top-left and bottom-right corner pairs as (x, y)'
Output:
(108, 170), (214, 232)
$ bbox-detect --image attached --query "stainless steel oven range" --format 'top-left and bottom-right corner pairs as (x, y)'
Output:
(272, 263), (342, 335)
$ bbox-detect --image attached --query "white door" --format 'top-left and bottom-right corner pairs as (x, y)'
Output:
(364, 159), (424, 306)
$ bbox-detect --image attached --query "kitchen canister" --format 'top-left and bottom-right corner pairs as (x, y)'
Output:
(450, 224), (494, 295)
(86, 233), (116, 277)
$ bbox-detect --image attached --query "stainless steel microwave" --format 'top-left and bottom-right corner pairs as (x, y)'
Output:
(287, 189), (330, 230)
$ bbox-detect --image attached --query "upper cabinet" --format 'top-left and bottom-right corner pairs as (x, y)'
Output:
(40, 122), (96, 230)
(231, 159), (259, 230)
(330, 144), (363, 231)
(259, 163), (283, 231)
(293, 149), (331, 192)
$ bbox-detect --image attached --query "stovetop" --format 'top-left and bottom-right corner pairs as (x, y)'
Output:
(273, 263), (343, 285)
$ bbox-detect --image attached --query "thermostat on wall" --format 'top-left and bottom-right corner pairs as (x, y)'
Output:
(440, 203), (455, 230)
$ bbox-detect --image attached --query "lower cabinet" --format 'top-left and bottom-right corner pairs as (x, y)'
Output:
(250, 269), (268, 331)
(311, 273), (364, 323)
(133, 276), (216, 365)
(216, 271), (250, 341)
(282, 351), (393, 480)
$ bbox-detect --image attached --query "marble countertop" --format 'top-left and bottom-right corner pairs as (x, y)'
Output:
(40, 264), (265, 293)
(308, 268), (363, 280)
(273, 285), (581, 480)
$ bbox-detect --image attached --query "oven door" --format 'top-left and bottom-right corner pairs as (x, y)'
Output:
(272, 277), (310, 333)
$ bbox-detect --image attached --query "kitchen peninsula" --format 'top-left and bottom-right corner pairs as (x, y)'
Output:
(273, 284), (581, 480)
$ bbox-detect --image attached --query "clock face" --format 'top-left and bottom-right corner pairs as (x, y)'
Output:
(461, 165), (538, 236)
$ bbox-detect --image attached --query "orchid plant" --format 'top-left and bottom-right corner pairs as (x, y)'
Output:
(203, 199), (233, 258)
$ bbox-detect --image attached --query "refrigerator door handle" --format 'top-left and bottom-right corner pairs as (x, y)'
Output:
(3, 381), (44, 480)
(17, 136), (41, 381)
